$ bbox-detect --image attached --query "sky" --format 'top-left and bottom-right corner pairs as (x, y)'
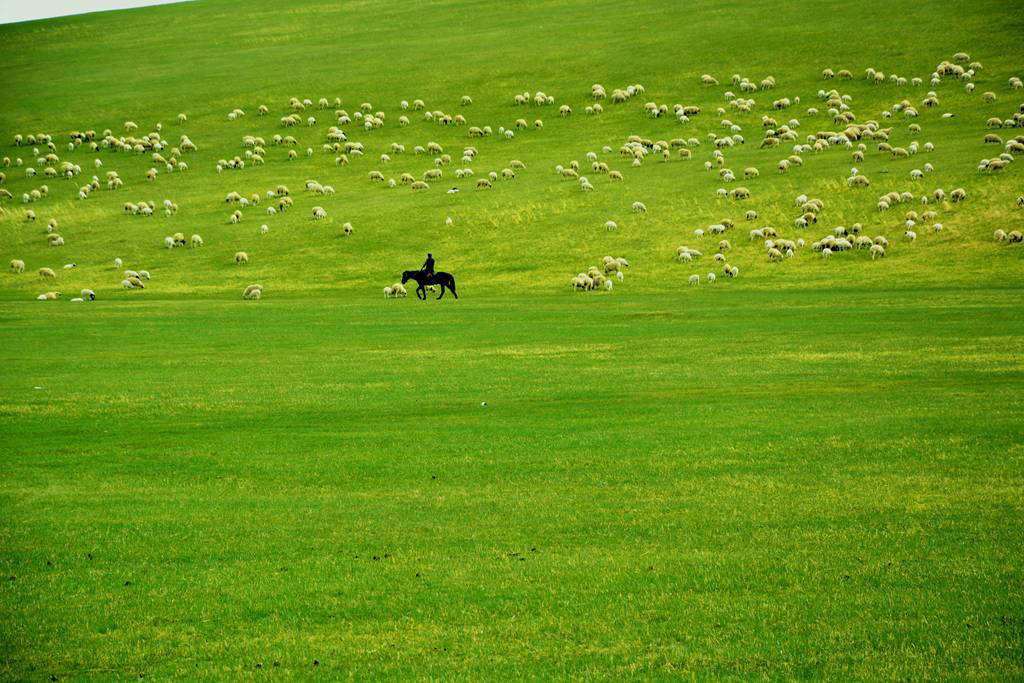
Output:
(0, 0), (190, 25)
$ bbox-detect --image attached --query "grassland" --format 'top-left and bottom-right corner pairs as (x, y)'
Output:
(1, 0), (1023, 678)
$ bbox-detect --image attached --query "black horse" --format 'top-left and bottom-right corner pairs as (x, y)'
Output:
(402, 270), (458, 300)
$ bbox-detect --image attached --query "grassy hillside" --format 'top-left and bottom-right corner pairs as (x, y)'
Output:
(1, 0), (1023, 678)
(0, 0), (1022, 297)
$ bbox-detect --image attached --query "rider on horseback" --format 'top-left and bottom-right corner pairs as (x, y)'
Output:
(422, 253), (435, 278)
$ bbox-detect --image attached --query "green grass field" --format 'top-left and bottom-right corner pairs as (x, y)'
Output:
(2, 0), (1023, 678)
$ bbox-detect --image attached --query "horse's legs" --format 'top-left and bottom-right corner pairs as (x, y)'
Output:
(437, 285), (444, 299)
(417, 285), (426, 300)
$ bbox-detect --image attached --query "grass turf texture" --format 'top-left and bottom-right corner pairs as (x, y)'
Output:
(1, 0), (1023, 677)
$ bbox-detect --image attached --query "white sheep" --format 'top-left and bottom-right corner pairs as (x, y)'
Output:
(235, 251), (249, 264)
(905, 230), (917, 242)
(688, 274), (699, 286)
(81, 288), (96, 301)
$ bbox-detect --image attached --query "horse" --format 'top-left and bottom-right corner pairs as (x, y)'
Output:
(401, 270), (458, 300)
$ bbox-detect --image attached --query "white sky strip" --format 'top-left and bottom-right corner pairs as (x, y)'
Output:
(0, 0), (191, 25)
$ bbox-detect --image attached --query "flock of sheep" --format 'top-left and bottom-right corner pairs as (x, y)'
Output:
(2, 50), (1022, 302)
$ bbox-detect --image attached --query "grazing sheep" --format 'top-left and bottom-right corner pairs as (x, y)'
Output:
(994, 229), (1007, 242)
(905, 230), (917, 242)
(38, 267), (56, 278)
(631, 201), (647, 213)
(235, 251), (249, 264)
(10, 259), (26, 273)
(1009, 231), (1023, 243)
(950, 188), (966, 203)
(343, 222), (354, 235)
(312, 206), (327, 220)
(37, 291), (61, 301)
(605, 220), (617, 231)
(870, 244), (886, 259)
(688, 274), (700, 286)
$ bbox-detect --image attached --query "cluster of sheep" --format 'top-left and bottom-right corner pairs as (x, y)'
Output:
(513, 90), (556, 106)
(570, 257), (628, 291)
(993, 229), (1023, 243)
(383, 283), (407, 298)
(121, 268), (151, 289)
(163, 232), (196, 249)
(243, 284), (262, 300)
(36, 286), (97, 302)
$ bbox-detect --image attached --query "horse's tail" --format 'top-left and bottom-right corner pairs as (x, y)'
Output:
(447, 274), (458, 298)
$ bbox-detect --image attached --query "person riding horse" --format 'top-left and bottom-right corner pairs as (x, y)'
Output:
(402, 253), (458, 300)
